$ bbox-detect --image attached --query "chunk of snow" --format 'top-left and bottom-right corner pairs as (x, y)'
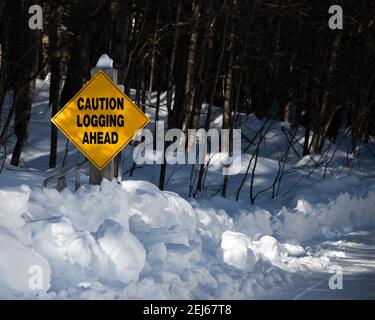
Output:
(236, 209), (273, 238)
(282, 243), (306, 257)
(94, 220), (146, 284)
(123, 180), (196, 231)
(221, 231), (257, 271)
(254, 235), (282, 262)
(95, 54), (113, 69)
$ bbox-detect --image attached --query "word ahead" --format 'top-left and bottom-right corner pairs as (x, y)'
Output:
(52, 71), (149, 170)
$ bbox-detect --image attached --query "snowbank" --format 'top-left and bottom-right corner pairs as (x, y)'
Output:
(276, 190), (375, 242)
(0, 179), (373, 299)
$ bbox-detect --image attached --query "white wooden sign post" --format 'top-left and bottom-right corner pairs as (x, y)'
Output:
(89, 57), (120, 185)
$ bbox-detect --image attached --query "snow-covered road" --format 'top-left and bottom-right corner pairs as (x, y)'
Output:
(261, 230), (375, 300)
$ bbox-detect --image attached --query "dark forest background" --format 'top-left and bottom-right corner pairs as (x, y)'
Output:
(0, 0), (374, 194)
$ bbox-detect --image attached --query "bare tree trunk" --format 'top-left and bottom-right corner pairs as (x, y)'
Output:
(197, 8), (229, 193)
(190, 2), (214, 133)
(141, 61), (146, 112)
(154, 89), (160, 150)
(312, 33), (342, 153)
(159, 1), (182, 191)
(10, 0), (41, 166)
(10, 78), (38, 166)
(147, 8), (160, 108)
(0, 0), (12, 122)
(181, 1), (202, 142)
(49, 3), (63, 168)
(112, 0), (130, 84)
(221, 9), (235, 198)
(300, 74), (311, 156)
(39, 32), (49, 80)
(0, 43), (8, 120)
(279, 49), (296, 122)
(166, 1), (181, 125)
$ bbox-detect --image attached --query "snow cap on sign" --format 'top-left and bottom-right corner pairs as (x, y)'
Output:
(96, 54), (113, 69)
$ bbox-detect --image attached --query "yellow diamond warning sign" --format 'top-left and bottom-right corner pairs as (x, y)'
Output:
(52, 71), (150, 170)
